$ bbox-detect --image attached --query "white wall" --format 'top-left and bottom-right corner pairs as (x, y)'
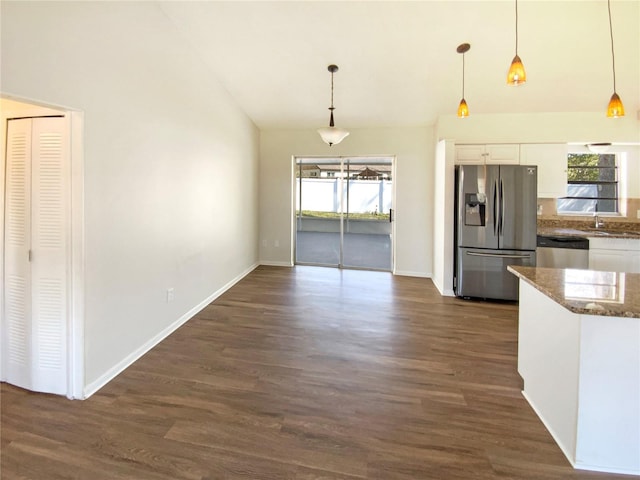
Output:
(437, 113), (640, 199)
(259, 127), (433, 277)
(433, 112), (640, 296)
(621, 146), (640, 200)
(436, 112), (640, 145)
(432, 139), (455, 296)
(1, 2), (259, 393)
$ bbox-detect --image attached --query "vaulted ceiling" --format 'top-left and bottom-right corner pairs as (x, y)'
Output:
(158, 1), (640, 131)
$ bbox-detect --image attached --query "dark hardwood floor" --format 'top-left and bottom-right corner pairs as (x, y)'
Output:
(1, 266), (631, 479)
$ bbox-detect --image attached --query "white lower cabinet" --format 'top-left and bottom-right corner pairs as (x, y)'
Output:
(588, 237), (640, 273)
(518, 280), (640, 475)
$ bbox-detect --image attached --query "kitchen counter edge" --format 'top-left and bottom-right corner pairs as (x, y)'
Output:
(508, 265), (640, 319)
(537, 226), (640, 239)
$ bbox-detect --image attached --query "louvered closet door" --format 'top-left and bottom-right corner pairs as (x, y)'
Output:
(4, 118), (33, 389)
(3, 117), (69, 395)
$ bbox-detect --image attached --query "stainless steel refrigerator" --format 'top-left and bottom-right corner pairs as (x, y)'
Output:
(454, 164), (537, 301)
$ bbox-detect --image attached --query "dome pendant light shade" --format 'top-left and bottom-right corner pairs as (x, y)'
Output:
(317, 65), (350, 146)
(456, 43), (471, 118)
(507, 55), (527, 85)
(605, 0), (624, 117)
(317, 126), (350, 146)
(506, 0), (526, 86)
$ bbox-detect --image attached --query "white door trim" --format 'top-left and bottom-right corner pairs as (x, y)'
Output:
(68, 110), (85, 399)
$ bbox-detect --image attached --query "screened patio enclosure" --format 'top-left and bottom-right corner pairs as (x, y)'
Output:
(294, 156), (394, 271)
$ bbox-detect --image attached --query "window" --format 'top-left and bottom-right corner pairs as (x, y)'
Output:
(557, 153), (618, 214)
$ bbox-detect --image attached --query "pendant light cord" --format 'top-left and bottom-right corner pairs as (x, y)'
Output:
(514, 0), (519, 55)
(462, 53), (465, 98)
(330, 71), (335, 110)
(608, 0), (617, 92)
(329, 70), (335, 127)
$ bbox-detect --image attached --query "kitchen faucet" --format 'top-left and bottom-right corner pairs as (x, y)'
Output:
(594, 214), (605, 229)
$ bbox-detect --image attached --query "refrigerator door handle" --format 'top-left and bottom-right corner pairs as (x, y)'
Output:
(493, 180), (499, 236)
(466, 252), (533, 259)
(500, 179), (505, 236)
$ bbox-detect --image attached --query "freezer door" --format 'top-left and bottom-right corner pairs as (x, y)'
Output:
(456, 165), (499, 249)
(455, 247), (536, 301)
(498, 165), (537, 251)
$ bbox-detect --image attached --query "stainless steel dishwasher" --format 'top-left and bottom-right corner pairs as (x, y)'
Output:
(536, 235), (589, 269)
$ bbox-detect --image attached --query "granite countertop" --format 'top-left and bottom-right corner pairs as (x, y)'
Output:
(537, 226), (640, 239)
(537, 219), (640, 239)
(508, 265), (640, 318)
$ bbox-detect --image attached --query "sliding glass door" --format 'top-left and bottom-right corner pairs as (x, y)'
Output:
(341, 160), (392, 269)
(295, 157), (393, 271)
(295, 158), (342, 267)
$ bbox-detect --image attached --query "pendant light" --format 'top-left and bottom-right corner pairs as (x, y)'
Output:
(457, 43), (470, 118)
(317, 65), (350, 146)
(506, 0), (526, 85)
(587, 142), (612, 154)
(606, 0), (625, 117)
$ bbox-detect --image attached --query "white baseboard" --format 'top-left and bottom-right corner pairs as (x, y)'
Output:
(83, 262), (259, 399)
(524, 390), (639, 475)
(428, 276), (456, 297)
(393, 270), (431, 278)
(575, 462), (640, 476)
(259, 260), (293, 267)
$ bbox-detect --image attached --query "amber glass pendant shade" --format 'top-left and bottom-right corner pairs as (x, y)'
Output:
(457, 99), (469, 118)
(606, 92), (625, 118)
(456, 43), (471, 118)
(605, 1), (624, 118)
(507, 55), (526, 85)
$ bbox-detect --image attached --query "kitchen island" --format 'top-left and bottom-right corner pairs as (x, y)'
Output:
(508, 266), (640, 475)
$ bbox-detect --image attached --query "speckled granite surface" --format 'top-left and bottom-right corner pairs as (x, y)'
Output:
(537, 217), (640, 231)
(508, 266), (640, 318)
(537, 226), (640, 239)
(537, 218), (640, 239)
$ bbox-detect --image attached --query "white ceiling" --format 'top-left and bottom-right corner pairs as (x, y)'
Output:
(37, 1), (640, 132)
(157, 1), (639, 130)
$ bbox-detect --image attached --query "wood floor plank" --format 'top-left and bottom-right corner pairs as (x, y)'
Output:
(1, 265), (633, 479)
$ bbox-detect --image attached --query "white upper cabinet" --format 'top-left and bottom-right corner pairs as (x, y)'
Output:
(455, 143), (568, 198)
(485, 144), (520, 164)
(455, 145), (486, 164)
(455, 144), (520, 165)
(520, 144), (567, 198)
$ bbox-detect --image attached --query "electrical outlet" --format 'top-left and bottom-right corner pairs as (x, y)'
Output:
(637, 209), (640, 219)
(166, 288), (174, 303)
(274, 239), (279, 248)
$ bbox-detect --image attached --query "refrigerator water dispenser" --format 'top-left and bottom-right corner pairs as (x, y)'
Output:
(464, 193), (486, 226)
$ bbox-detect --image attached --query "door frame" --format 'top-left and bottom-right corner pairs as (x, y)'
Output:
(0, 95), (85, 399)
(292, 155), (396, 272)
